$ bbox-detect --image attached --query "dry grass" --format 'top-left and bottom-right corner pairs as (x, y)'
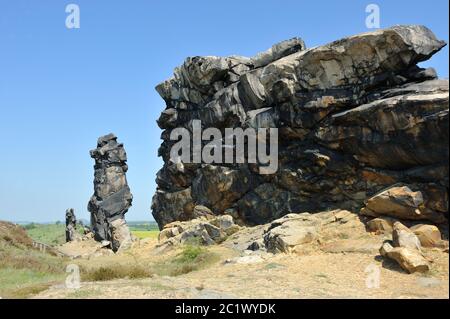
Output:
(80, 264), (153, 282)
(0, 221), (33, 248)
(7, 282), (55, 299)
(0, 221), (66, 298)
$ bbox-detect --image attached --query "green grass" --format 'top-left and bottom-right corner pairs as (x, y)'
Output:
(128, 221), (159, 232)
(25, 222), (159, 245)
(152, 245), (219, 277)
(131, 230), (159, 240)
(0, 268), (64, 298)
(0, 246), (66, 299)
(0, 221), (67, 298)
(26, 223), (83, 246)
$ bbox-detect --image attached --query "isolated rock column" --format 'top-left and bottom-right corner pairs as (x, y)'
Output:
(65, 208), (77, 242)
(88, 133), (133, 252)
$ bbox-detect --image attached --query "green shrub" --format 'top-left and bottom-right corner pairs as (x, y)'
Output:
(152, 245), (219, 277)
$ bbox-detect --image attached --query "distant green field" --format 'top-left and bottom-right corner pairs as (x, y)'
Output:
(24, 221), (159, 245)
(128, 221), (159, 231)
(26, 224), (66, 245)
(25, 222), (159, 244)
(128, 221), (159, 240)
(131, 230), (159, 240)
(25, 223), (83, 246)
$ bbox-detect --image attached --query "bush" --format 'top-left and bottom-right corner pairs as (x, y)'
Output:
(80, 264), (152, 282)
(23, 223), (37, 230)
(178, 245), (204, 262)
(152, 245), (219, 277)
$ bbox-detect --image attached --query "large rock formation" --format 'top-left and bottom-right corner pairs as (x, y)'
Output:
(88, 134), (133, 252)
(152, 25), (448, 229)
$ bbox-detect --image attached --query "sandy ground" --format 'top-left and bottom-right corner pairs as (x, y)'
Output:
(34, 237), (449, 299)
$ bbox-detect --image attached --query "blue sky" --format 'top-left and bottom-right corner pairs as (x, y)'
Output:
(0, 0), (448, 223)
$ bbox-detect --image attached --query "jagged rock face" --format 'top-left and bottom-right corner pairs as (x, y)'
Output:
(152, 25), (448, 229)
(88, 134), (133, 251)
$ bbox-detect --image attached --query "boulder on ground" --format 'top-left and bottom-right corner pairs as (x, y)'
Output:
(367, 217), (395, 234)
(156, 214), (240, 251)
(263, 214), (320, 253)
(392, 222), (422, 251)
(263, 210), (368, 254)
(379, 242), (430, 274)
(410, 224), (442, 247)
(56, 236), (114, 259)
(110, 218), (133, 252)
(361, 185), (444, 223)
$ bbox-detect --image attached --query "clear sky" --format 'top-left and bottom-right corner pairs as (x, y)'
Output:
(0, 0), (448, 223)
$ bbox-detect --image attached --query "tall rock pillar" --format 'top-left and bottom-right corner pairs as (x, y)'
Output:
(65, 208), (78, 242)
(88, 133), (133, 252)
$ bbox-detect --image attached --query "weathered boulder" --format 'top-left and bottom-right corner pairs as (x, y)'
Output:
(263, 214), (320, 253)
(392, 221), (422, 251)
(152, 25), (448, 229)
(367, 217), (395, 234)
(87, 134), (133, 252)
(360, 185), (445, 223)
(379, 242), (430, 273)
(56, 236), (115, 259)
(192, 205), (215, 219)
(263, 210), (368, 253)
(410, 224), (442, 247)
(110, 218), (133, 252)
(156, 214), (240, 251)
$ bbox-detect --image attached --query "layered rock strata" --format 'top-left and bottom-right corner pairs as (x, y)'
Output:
(152, 25), (448, 229)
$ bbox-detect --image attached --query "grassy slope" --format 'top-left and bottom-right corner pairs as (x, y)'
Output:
(0, 221), (160, 298)
(26, 223), (84, 246)
(0, 221), (67, 298)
